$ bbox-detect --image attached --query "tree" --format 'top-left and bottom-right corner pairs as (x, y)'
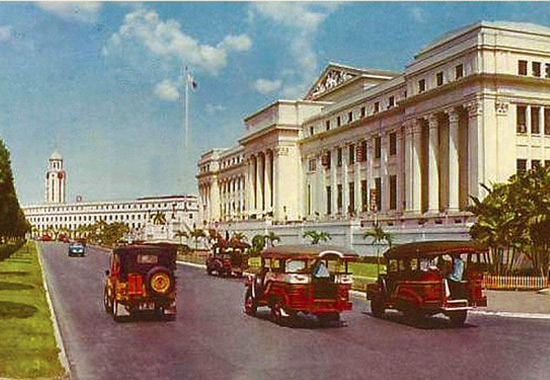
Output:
(151, 211), (167, 226)
(303, 230), (331, 245)
(265, 231), (280, 247)
(249, 234), (266, 256)
(189, 228), (206, 250)
(363, 224), (394, 275)
(174, 230), (189, 245)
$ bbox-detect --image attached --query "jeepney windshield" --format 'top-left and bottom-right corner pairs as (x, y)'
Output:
(286, 259), (306, 273)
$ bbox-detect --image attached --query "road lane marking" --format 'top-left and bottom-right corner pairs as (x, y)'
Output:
(470, 310), (550, 320)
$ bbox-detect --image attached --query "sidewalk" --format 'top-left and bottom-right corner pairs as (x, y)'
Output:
(485, 289), (550, 315)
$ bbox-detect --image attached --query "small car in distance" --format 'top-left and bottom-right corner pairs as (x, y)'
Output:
(367, 240), (487, 326)
(68, 242), (86, 257)
(244, 245), (358, 326)
(103, 244), (177, 321)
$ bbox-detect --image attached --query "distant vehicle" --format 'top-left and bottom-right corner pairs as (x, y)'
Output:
(103, 244), (177, 321)
(366, 241), (488, 326)
(244, 245), (358, 326)
(39, 234), (52, 242)
(68, 242), (86, 257)
(58, 234), (69, 243)
(206, 235), (249, 277)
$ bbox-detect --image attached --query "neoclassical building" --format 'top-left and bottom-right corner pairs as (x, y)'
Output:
(24, 151), (198, 240)
(197, 21), (550, 247)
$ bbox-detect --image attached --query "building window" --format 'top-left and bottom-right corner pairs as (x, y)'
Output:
(322, 151), (331, 169)
(374, 177), (382, 212)
(348, 182), (355, 215)
(360, 106), (366, 118)
(455, 64), (464, 79)
(358, 140), (367, 162)
(517, 159), (527, 174)
(545, 109), (550, 135)
(337, 147), (342, 167)
(309, 126), (314, 136)
(361, 180), (367, 212)
(337, 184), (343, 212)
(348, 144), (355, 164)
(388, 96), (395, 109)
(326, 120), (331, 131)
(337, 116), (342, 127)
(374, 136), (381, 159)
(374, 102), (380, 114)
(326, 186), (331, 215)
(389, 175), (397, 210)
(545, 63), (550, 78)
(545, 160), (550, 167)
(518, 60), (528, 75)
(532, 106), (540, 134)
(308, 158), (317, 172)
(418, 79), (426, 93)
(389, 132), (397, 156)
(533, 62), (541, 77)
(348, 111), (353, 123)
(532, 159), (541, 169)
(436, 72), (444, 86)
(517, 105), (527, 133)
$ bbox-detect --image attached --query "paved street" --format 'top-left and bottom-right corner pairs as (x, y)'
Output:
(40, 242), (550, 380)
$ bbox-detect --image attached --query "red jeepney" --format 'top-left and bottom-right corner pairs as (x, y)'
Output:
(244, 245), (358, 325)
(367, 241), (487, 326)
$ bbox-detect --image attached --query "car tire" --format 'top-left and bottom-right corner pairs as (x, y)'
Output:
(448, 310), (467, 327)
(244, 288), (257, 317)
(270, 299), (283, 325)
(103, 288), (111, 313)
(371, 297), (385, 318)
(146, 266), (174, 296)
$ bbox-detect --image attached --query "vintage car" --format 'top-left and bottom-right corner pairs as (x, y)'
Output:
(206, 238), (249, 277)
(244, 245), (358, 325)
(103, 244), (177, 321)
(68, 242), (86, 257)
(366, 241), (487, 326)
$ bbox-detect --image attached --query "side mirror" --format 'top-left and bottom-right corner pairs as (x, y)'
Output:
(105, 270), (110, 276)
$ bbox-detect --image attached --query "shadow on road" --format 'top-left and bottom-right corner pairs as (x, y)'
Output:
(362, 310), (478, 330)
(248, 309), (349, 329)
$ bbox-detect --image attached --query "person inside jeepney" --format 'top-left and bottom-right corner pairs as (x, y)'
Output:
(312, 260), (330, 278)
(449, 254), (465, 282)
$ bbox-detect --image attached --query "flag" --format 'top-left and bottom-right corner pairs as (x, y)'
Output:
(187, 73), (198, 90)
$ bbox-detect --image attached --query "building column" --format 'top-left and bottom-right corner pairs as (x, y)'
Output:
(380, 132), (389, 213)
(427, 115), (439, 214)
(354, 147), (361, 217)
(265, 150), (272, 213)
(412, 120), (422, 213)
(397, 128), (404, 214)
(404, 122), (413, 213)
(467, 101), (483, 200)
(246, 158), (253, 217)
(342, 146), (349, 216)
(331, 149), (338, 217)
(447, 109), (460, 212)
(318, 155), (327, 217)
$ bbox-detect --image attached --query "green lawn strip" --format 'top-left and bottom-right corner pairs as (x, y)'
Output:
(0, 242), (65, 379)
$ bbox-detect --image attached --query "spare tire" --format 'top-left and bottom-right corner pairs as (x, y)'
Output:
(146, 266), (175, 296)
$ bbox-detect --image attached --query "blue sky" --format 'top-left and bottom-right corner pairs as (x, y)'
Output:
(2, 2), (550, 205)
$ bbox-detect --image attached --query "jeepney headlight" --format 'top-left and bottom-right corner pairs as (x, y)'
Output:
(287, 274), (310, 284)
(337, 274), (353, 284)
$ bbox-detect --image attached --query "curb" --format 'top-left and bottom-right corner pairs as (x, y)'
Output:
(36, 243), (71, 379)
(470, 310), (550, 320)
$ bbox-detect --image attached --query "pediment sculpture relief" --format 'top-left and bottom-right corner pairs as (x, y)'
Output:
(312, 69), (356, 97)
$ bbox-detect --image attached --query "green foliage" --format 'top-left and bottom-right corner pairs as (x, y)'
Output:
(189, 228), (206, 250)
(303, 230), (331, 245)
(0, 138), (29, 240)
(0, 242), (65, 378)
(249, 234), (266, 256)
(468, 166), (550, 276)
(363, 225), (393, 248)
(151, 211), (167, 226)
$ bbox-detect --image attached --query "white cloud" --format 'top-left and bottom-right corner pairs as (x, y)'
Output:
(105, 8), (252, 75)
(410, 6), (428, 23)
(0, 25), (12, 42)
(253, 79), (282, 95)
(205, 104), (227, 114)
(249, 3), (341, 97)
(154, 79), (179, 102)
(36, 2), (103, 23)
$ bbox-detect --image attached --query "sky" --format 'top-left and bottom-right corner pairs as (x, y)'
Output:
(2, 1), (550, 205)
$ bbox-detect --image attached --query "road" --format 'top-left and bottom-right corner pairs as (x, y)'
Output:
(39, 242), (550, 380)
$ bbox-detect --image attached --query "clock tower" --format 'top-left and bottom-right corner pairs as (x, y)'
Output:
(45, 150), (66, 203)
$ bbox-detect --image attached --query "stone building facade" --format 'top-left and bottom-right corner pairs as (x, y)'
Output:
(197, 22), (550, 253)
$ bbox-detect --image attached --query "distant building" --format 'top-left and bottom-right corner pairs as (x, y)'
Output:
(23, 151), (198, 240)
(197, 21), (550, 253)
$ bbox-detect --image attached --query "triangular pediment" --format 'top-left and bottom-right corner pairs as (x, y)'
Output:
(304, 63), (365, 100)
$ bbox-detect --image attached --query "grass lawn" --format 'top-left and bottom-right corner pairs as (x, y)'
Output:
(349, 262), (386, 279)
(0, 242), (65, 379)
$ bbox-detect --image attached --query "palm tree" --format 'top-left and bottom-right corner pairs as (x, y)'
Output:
(265, 231), (280, 247)
(189, 228), (206, 250)
(303, 230), (331, 245)
(151, 211), (167, 226)
(250, 234), (266, 256)
(364, 224), (393, 275)
(174, 230), (189, 245)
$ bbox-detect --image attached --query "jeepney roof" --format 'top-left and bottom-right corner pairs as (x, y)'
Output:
(262, 245), (359, 260)
(384, 240), (487, 260)
(113, 244), (177, 257)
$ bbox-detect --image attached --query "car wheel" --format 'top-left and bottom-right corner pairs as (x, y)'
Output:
(244, 288), (257, 317)
(371, 297), (385, 318)
(448, 310), (467, 327)
(103, 288), (111, 313)
(270, 299), (283, 325)
(206, 267), (213, 275)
